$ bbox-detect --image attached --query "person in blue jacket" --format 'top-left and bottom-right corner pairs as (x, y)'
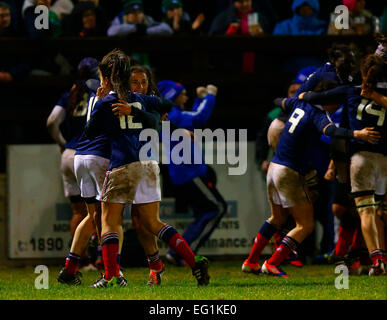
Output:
(273, 0), (327, 35)
(157, 80), (228, 266)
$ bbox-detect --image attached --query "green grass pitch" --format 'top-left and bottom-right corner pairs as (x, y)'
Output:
(0, 261), (386, 300)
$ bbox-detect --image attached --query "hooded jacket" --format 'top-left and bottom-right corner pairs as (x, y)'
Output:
(273, 0), (327, 35)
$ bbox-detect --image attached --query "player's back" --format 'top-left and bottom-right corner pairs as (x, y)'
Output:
(76, 93), (111, 159)
(272, 98), (331, 175)
(346, 86), (387, 155)
(58, 89), (91, 150)
(87, 91), (161, 169)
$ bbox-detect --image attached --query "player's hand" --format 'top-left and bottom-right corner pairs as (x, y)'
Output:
(324, 168), (335, 181)
(192, 13), (205, 30)
(97, 86), (109, 99)
(360, 88), (373, 99)
(298, 92), (306, 100)
(354, 127), (381, 144)
(260, 160), (270, 173)
(112, 100), (131, 117)
(196, 86), (207, 99)
(206, 84), (218, 96)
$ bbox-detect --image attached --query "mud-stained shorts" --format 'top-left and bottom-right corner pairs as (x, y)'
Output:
(100, 160), (161, 204)
(350, 151), (387, 195)
(267, 118), (285, 152)
(267, 162), (311, 208)
(61, 148), (81, 198)
(74, 154), (110, 199)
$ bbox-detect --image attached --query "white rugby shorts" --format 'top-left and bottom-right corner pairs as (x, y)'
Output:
(74, 154), (110, 199)
(266, 162), (311, 208)
(350, 151), (387, 195)
(61, 148), (81, 198)
(100, 160), (161, 204)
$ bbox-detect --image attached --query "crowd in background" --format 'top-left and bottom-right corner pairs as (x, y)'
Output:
(0, 0), (386, 38)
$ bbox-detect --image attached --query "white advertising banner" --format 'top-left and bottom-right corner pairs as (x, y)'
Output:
(7, 143), (270, 259)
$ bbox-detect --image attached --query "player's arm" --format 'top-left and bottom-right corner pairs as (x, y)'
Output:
(84, 99), (107, 139)
(177, 93), (217, 128)
(111, 100), (161, 130)
(298, 85), (349, 105)
(361, 89), (387, 109)
(273, 97), (296, 113)
(322, 123), (381, 144)
(46, 105), (67, 149)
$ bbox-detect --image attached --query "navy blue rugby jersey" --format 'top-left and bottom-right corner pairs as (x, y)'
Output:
(302, 85), (387, 155)
(272, 98), (332, 175)
(346, 86), (386, 155)
(75, 93), (111, 160)
(57, 89), (91, 150)
(85, 91), (163, 170)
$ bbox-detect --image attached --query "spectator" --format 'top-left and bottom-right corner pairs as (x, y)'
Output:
(0, 3), (30, 82)
(23, 0), (63, 38)
(161, 0), (205, 34)
(2, 0), (19, 32)
(62, 1), (108, 36)
(209, 0), (268, 36)
(0, 1), (16, 36)
(209, 0), (269, 73)
(107, 0), (173, 37)
(327, 0), (375, 35)
(273, 0), (327, 35)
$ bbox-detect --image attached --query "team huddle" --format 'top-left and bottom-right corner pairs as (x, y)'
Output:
(243, 36), (387, 278)
(47, 35), (386, 289)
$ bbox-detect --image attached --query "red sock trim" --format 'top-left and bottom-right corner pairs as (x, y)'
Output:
(102, 243), (119, 280)
(247, 233), (270, 264)
(335, 226), (355, 256)
(168, 233), (195, 268)
(268, 244), (292, 266)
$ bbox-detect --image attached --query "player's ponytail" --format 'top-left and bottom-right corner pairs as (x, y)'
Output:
(361, 54), (385, 91)
(99, 49), (131, 101)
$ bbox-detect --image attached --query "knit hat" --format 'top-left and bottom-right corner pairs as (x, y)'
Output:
(295, 66), (318, 84)
(123, 0), (143, 14)
(157, 80), (185, 101)
(342, 0), (356, 12)
(78, 57), (99, 80)
(162, 0), (182, 12)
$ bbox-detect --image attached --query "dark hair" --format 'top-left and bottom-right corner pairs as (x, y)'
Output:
(375, 33), (387, 45)
(130, 65), (161, 97)
(67, 63), (95, 115)
(99, 48), (131, 101)
(0, 2), (10, 11)
(327, 43), (354, 64)
(314, 80), (339, 93)
(361, 54), (385, 91)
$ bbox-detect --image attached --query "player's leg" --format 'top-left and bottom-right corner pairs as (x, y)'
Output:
(167, 174), (228, 265)
(243, 202), (288, 274)
(350, 151), (385, 275)
(137, 201), (209, 286)
(132, 203), (164, 285)
(261, 163), (313, 277)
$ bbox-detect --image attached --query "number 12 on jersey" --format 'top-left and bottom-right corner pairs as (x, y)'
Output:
(119, 102), (143, 129)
